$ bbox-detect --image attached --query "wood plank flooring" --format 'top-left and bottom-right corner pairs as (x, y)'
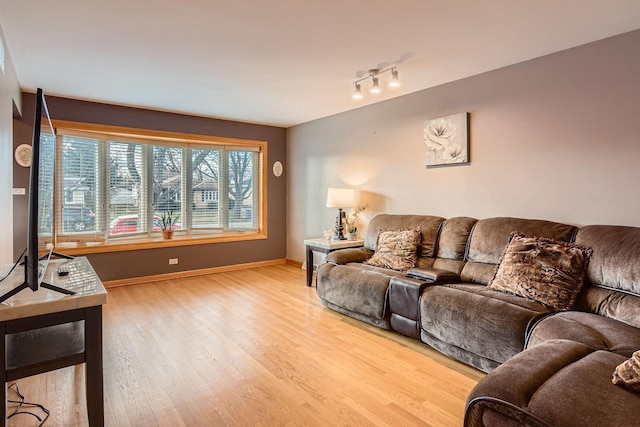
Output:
(7, 264), (484, 426)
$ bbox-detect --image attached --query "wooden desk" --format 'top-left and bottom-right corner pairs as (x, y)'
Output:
(303, 238), (364, 286)
(0, 257), (107, 426)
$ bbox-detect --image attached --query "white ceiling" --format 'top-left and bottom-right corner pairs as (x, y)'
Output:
(1, 1), (639, 127)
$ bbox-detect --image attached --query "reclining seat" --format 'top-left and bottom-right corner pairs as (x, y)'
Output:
(316, 214), (445, 329)
(465, 226), (640, 427)
(419, 217), (577, 373)
(527, 224), (640, 354)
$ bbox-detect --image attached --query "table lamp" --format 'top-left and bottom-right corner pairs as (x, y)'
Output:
(326, 188), (355, 240)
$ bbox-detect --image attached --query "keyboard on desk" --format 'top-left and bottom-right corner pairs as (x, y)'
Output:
(56, 259), (99, 295)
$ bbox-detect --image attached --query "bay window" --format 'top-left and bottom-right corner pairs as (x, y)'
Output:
(50, 121), (266, 252)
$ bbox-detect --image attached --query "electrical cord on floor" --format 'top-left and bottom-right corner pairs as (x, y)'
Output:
(7, 382), (50, 426)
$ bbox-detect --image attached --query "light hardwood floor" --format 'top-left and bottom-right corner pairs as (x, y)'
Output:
(7, 264), (484, 426)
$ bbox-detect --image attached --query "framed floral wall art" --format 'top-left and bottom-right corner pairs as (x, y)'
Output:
(423, 112), (469, 168)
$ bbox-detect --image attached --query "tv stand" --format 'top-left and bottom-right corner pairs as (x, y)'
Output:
(0, 280), (74, 304)
(0, 259), (76, 304)
(41, 281), (76, 295)
(45, 251), (74, 261)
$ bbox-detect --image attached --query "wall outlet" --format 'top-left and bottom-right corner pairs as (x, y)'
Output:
(169, 258), (178, 265)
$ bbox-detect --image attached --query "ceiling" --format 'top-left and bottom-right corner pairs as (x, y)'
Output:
(1, 1), (639, 128)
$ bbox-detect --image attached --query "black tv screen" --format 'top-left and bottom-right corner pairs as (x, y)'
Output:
(26, 88), (54, 290)
(0, 88), (72, 303)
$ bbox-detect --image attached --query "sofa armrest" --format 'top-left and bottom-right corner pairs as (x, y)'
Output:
(326, 247), (373, 265)
(406, 267), (460, 284)
(464, 396), (552, 427)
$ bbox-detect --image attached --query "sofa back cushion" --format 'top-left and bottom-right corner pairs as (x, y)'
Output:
(574, 225), (640, 327)
(365, 214), (445, 262)
(461, 217), (578, 285)
(433, 216), (477, 274)
(488, 232), (592, 311)
(575, 225), (640, 295)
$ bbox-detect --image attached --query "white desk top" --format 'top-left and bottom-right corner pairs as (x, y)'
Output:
(304, 238), (365, 250)
(0, 257), (107, 322)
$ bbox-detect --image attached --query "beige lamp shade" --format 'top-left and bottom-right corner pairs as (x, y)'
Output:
(326, 188), (355, 208)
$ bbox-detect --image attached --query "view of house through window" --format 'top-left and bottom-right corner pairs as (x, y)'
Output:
(50, 123), (264, 246)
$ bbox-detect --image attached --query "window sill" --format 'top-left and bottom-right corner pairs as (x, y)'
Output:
(54, 230), (267, 256)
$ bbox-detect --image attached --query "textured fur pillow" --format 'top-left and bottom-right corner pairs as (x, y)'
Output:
(613, 350), (640, 392)
(488, 232), (592, 311)
(365, 228), (421, 272)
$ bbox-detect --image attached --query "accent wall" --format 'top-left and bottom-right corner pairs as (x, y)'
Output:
(13, 95), (287, 281)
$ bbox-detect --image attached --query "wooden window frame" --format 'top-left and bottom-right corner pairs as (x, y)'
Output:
(50, 120), (268, 256)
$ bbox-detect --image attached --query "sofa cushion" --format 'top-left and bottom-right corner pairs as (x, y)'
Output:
(465, 218), (578, 265)
(575, 286), (640, 329)
(316, 263), (398, 326)
(436, 216), (478, 260)
(527, 311), (640, 358)
(365, 228), (421, 272)
(326, 247), (373, 265)
(488, 233), (592, 311)
(572, 225), (640, 329)
(364, 214), (445, 258)
(613, 350), (640, 392)
(432, 216), (478, 274)
(575, 225), (640, 297)
(461, 217), (577, 285)
(420, 283), (550, 372)
(466, 339), (639, 427)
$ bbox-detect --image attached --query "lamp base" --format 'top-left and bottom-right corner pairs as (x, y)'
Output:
(336, 209), (347, 240)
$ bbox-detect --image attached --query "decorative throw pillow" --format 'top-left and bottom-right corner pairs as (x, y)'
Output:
(365, 228), (421, 272)
(613, 350), (640, 392)
(487, 232), (592, 311)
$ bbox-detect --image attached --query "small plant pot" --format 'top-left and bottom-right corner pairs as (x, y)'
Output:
(162, 230), (174, 239)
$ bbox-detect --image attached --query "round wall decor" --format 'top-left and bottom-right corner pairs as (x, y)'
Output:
(14, 144), (32, 167)
(272, 161), (283, 177)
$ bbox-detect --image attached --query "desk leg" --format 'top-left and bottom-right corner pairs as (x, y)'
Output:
(0, 322), (5, 427)
(306, 245), (313, 287)
(85, 306), (104, 426)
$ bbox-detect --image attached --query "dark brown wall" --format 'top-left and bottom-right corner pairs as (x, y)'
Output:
(13, 94), (287, 281)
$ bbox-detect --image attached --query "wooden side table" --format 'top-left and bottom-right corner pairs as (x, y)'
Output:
(303, 238), (365, 286)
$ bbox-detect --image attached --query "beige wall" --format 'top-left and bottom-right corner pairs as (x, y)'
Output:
(287, 29), (640, 263)
(0, 25), (21, 264)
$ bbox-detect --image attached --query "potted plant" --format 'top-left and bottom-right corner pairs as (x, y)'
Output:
(160, 210), (179, 239)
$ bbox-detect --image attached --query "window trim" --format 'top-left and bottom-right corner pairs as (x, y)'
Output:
(50, 120), (268, 255)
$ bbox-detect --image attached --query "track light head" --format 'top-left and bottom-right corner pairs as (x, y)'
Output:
(389, 69), (400, 88)
(353, 83), (363, 99)
(370, 77), (380, 93)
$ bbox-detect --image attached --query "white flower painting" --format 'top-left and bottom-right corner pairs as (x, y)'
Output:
(423, 112), (469, 168)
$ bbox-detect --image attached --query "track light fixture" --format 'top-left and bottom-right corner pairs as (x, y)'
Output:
(352, 67), (400, 100)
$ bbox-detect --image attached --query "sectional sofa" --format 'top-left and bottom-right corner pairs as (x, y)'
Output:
(315, 214), (640, 426)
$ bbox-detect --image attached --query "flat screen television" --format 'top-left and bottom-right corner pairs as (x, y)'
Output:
(0, 88), (74, 303)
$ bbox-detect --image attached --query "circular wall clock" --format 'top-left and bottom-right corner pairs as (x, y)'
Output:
(14, 144), (32, 167)
(272, 161), (283, 177)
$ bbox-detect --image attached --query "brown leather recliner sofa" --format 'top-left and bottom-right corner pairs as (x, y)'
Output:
(315, 214), (640, 426)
